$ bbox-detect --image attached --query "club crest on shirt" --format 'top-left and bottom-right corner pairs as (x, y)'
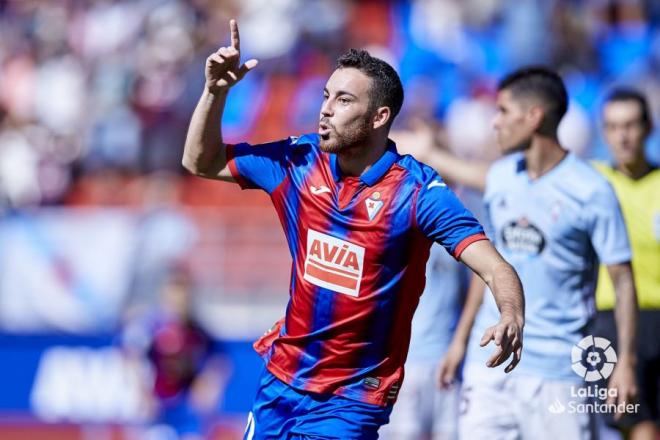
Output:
(365, 191), (384, 221)
(501, 217), (546, 255)
(304, 229), (365, 296)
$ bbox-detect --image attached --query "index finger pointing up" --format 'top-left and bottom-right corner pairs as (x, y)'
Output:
(230, 19), (240, 50)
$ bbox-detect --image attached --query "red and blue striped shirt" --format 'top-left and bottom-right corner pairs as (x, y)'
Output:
(226, 134), (486, 406)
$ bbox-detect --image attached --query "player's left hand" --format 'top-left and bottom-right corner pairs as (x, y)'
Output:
(436, 340), (466, 389)
(606, 359), (638, 420)
(480, 314), (523, 373)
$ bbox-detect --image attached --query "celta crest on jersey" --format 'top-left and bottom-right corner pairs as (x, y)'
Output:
(304, 229), (365, 297)
(501, 217), (546, 255)
(365, 191), (384, 221)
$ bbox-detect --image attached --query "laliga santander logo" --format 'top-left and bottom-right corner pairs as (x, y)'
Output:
(571, 335), (617, 382)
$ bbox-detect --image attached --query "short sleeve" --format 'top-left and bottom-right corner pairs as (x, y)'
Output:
(416, 176), (488, 259)
(226, 138), (292, 193)
(587, 183), (631, 265)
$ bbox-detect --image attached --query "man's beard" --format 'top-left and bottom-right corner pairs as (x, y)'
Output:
(319, 117), (372, 154)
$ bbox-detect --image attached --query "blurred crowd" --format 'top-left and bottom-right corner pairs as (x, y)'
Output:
(0, 0), (659, 210)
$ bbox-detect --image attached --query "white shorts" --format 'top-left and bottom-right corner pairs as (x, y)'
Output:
(380, 362), (459, 440)
(459, 362), (596, 440)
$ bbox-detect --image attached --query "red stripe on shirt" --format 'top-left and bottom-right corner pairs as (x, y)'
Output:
(453, 233), (489, 259)
(225, 144), (251, 189)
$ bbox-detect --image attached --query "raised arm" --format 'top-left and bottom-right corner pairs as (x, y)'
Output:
(458, 240), (525, 373)
(605, 262), (638, 418)
(182, 19), (258, 180)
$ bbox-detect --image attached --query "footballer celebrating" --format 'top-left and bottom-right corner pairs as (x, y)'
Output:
(183, 20), (525, 439)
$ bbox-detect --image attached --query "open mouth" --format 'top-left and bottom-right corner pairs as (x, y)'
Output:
(319, 122), (331, 139)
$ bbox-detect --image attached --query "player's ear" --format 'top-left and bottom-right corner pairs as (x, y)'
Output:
(528, 105), (545, 131)
(643, 118), (653, 138)
(373, 106), (391, 130)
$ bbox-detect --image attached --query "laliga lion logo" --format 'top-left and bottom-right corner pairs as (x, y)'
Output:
(571, 335), (617, 382)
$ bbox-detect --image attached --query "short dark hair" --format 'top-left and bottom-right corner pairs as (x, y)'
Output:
(604, 88), (652, 130)
(498, 66), (568, 131)
(336, 49), (404, 128)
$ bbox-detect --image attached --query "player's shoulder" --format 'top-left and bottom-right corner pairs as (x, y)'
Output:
(395, 153), (446, 188)
(273, 133), (322, 162)
(589, 160), (630, 190)
(290, 133), (321, 148)
(591, 159), (660, 182)
(281, 133), (320, 156)
(242, 133), (319, 153)
(565, 154), (612, 191)
(647, 165), (660, 186)
(590, 160), (614, 176)
(643, 164), (660, 181)
(554, 154), (619, 207)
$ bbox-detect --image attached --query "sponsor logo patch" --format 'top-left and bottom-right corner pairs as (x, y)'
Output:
(363, 377), (381, 390)
(304, 229), (365, 296)
(501, 217), (546, 255)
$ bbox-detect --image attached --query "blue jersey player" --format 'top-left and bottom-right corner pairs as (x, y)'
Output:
(182, 20), (526, 440)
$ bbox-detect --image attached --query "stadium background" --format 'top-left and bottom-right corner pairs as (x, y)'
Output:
(0, 0), (658, 438)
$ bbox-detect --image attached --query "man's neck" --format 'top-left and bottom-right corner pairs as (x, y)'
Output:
(616, 153), (651, 180)
(524, 135), (568, 181)
(337, 135), (389, 178)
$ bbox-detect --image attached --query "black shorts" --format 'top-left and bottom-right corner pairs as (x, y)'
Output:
(591, 309), (660, 428)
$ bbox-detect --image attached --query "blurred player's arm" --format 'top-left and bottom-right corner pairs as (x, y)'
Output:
(588, 182), (638, 416)
(459, 240), (525, 373)
(393, 121), (490, 191)
(182, 19), (258, 180)
(189, 354), (232, 414)
(423, 150), (490, 192)
(437, 274), (485, 388)
(605, 262), (638, 416)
